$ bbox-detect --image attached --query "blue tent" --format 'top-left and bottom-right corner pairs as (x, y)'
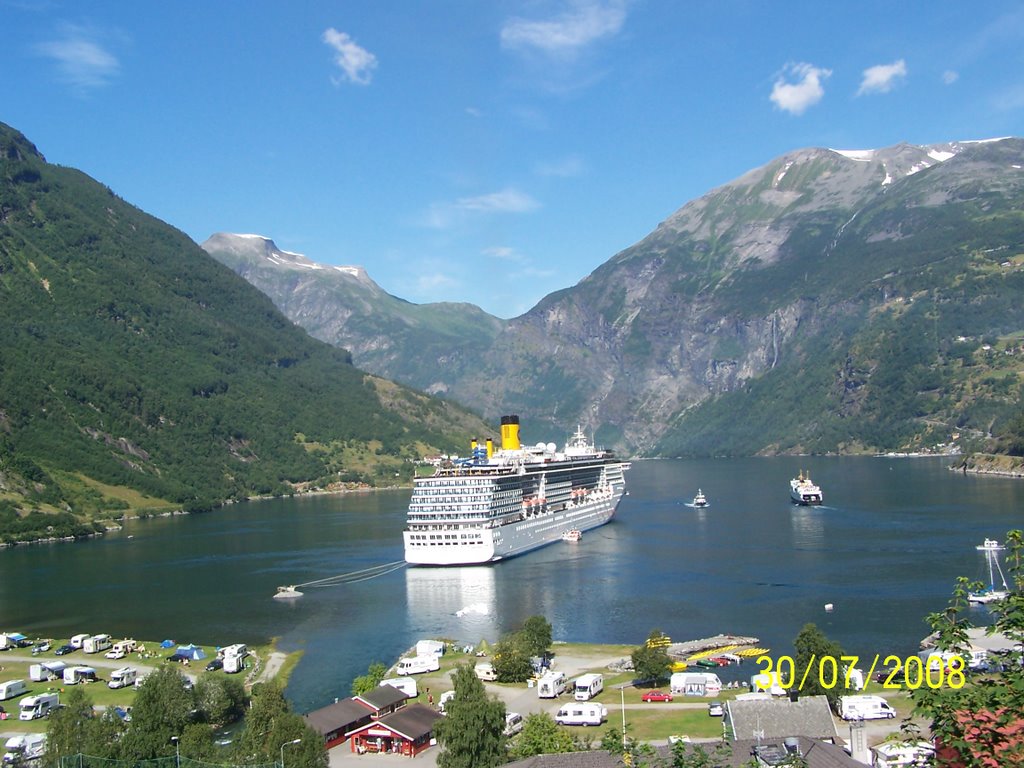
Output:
(160, 639), (175, 648)
(176, 644), (206, 660)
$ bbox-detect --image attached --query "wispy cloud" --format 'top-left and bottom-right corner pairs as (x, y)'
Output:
(501, 0), (626, 57)
(534, 154), (586, 178)
(770, 62), (831, 115)
(323, 28), (377, 85)
(35, 23), (119, 92)
(422, 188), (540, 229)
(483, 246), (523, 262)
(857, 59), (907, 96)
(942, 70), (959, 85)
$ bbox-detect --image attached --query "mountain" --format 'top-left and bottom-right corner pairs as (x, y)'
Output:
(0, 122), (490, 542)
(201, 233), (505, 397)
(210, 139), (1024, 457)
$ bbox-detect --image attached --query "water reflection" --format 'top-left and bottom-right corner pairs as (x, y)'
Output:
(404, 566), (499, 645)
(789, 506), (826, 550)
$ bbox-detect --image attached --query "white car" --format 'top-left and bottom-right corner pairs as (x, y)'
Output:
(708, 701), (724, 717)
(105, 648), (126, 660)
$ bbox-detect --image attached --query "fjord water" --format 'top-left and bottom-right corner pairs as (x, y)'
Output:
(1, 456), (1020, 711)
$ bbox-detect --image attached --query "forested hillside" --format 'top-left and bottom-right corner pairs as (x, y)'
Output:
(0, 122), (489, 542)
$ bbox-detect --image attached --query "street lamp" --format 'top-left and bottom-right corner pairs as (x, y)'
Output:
(280, 738), (302, 768)
(619, 684), (627, 748)
(170, 736), (180, 768)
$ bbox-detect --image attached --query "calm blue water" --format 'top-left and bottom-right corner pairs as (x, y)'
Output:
(1, 456), (1019, 712)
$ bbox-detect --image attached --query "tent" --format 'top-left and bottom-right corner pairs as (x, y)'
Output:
(160, 639), (175, 648)
(176, 644), (206, 660)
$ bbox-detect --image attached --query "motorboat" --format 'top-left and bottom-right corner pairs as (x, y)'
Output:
(692, 489), (708, 507)
(561, 529), (582, 542)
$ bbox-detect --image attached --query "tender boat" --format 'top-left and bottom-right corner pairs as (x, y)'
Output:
(968, 539), (1009, 604)
(790, 471), (823, 505)
(692, 489), (708, 507)
(562, 529), (582, 542)
(273, 585), (303, 599)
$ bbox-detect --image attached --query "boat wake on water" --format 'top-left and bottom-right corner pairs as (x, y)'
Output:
(273, 560), (407, 599)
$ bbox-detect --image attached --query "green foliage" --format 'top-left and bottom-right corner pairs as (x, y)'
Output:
(507, 713), (576, 759)
(521, 615), (553, 659)
(193, 675), (246, 726)
(631, 630), (672, 684)
(434, 663), (506, 768)
(492, 632), (535, 683)
(118, 667), (196, 761)
(351, 661), (388, 696)
(792, 623), (846, 711)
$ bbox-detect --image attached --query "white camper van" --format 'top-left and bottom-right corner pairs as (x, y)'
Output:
(395, 655), (440, 675)
(379, 677), (417, 698)
(573, 673), (603, 701)
(4, 734), (46, 764)
(0, 681), (28, 701)
(504, 712), (524, 736)
(83, 634), (112, 654)
(555, 703), (607, 726)
(839, 695), (896, 721)
(19, 693), (59, 720)
(108, 668), (137, 689)
(537, 671), (568, 698)
(474, 663), (497, 681)
(70, 633), (90, 650)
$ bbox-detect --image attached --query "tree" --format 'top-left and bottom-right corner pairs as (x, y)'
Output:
(194, 675), (247, 726)
(351, 661), (387, 696)
(118, 665), (197, 761)
(507, 713), (575, 759)
(792, 623), (846, 710)
(631, 629), (672, 684)
(434, 663), (506, 768)
(521, 615), (553, 659)
(233, 683), (326, 768)
(45, 686), (97, 765)
(492, 632), (534, 683)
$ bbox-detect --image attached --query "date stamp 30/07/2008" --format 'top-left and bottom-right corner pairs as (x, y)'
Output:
(754, 653), (966, 691)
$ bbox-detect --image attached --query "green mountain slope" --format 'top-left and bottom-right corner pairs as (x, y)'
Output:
(0, 122), (489, 541)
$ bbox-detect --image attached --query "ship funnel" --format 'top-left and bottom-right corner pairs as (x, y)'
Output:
(500, 415), (521, 451)
(486, 438), (494, 458)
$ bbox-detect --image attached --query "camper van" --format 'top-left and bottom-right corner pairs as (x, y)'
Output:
(3, 734), (46, 764)
(839, 695), (896, 721)
(379, 677), (417, 698)
(671, 672), (723, 697)
(573, 673), (604, 701)
(416, 640), (445, 657)
(0, 681), (28, 701)
(537, 671), (568, 698)
(62, 666), (97, 686)
(437, 690), (456, 714)
(28, 662), (66, 683)
(19, 693), (59, 720)
(83, 634), (112, 654)
(223, 654), (247, 674)
(555, 703), (608, 726)
(504, 712), (524, 736)
(221, 644), (248, 660)
(108, 668), (137, 689)
(474, 663), (497, 681)
(395, 655), (440, 675)
(749, 670), (786, 696)
(70, 633), (90, 650)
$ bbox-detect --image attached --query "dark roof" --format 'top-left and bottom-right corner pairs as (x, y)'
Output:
(730, 737), (863, 768)
(351, 703), (443, 741)
(303, 699), (372, 735)
(728, 695), (837, 742)
(354, 685), (409, 711)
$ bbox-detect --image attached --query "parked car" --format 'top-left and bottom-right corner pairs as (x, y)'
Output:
(167, 653), (190, 664)
(641, 690), (673, 702)
(54, 644), (74, 656)
(205, 659), (223, 672)
(872, 666), (906, 685)
(708, 701), (724, 717)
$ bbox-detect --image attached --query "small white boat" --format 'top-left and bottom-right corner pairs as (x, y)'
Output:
(968, 539), (1009, 604)
(562, 529), (582, 542)
(273, 585), (303, 599)
(692, 489), (708, 507)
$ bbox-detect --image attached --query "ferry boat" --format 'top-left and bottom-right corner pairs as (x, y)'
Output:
(403, 415), (630, 565)
(692, 489), (708, 508)
(790, 471), (823, 505)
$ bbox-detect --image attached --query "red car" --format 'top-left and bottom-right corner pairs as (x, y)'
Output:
(641, 690), (673, 702)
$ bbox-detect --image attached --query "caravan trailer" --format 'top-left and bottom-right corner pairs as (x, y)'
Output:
(379, 677), (417, 698)
(555, 703), (607, 726)
(83, 634), (112, 654)
(537, 671), (567, 698)
(3, 734), (46, 764)
(573, 673), (603, 701)
(671, 672), (723, 697)
(63, 666), (97, 685)
(395, 655), (439, 675)
(28, 662), (66, 683)
(0, 681), (27, 701)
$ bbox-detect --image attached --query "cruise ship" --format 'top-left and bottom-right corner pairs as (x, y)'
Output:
(403, 415), (630, 565)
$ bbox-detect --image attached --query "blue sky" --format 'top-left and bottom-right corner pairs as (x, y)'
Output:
(4, 1), (1024, 318)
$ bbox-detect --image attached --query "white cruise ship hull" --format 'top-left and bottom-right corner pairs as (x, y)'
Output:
(404, 488), (622, 565)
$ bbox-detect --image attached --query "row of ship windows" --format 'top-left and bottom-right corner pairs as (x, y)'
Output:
(407, 533), (484, 543)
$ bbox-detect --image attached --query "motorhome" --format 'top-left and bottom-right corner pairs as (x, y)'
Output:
(28, 662), (66, 683)
(416, 640), (445, 657)
(555, 702), (608, 726)
(437, 690), (456, 714)
(670, 672), (723, 697)
(474, 663), (497, 681)
(223, 654), (247, 674)
(573, 673), (603, 701)
(395, 655), (440, 675)
(19, 693), (59, 720)
(839, 695), (896, 721)
(3, 734), (46, 764)
(221, 644), (247, 660)
(62, 666), (97, 685)
(108, 668), (137, 689)
(379, 677), (417, 698)
(70, 633), (90, 650)
(83, 634), (112, 654)
(537, 671), (568, 698)
(0, 681), (28, 701)
(504, 712), (524, 736)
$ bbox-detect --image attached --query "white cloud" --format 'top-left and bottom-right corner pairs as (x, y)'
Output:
(534, 154), (585, 177)
(483, 246), (523, 262)
(501, 0), (626, 56)
(857, 59), (907, 96)
(422, 188), (540, 230)
(35, 24), (119, 91)
(770, 63), (831, 115)
(323, 28), (377, 85)
(942, 70), (959, 85)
